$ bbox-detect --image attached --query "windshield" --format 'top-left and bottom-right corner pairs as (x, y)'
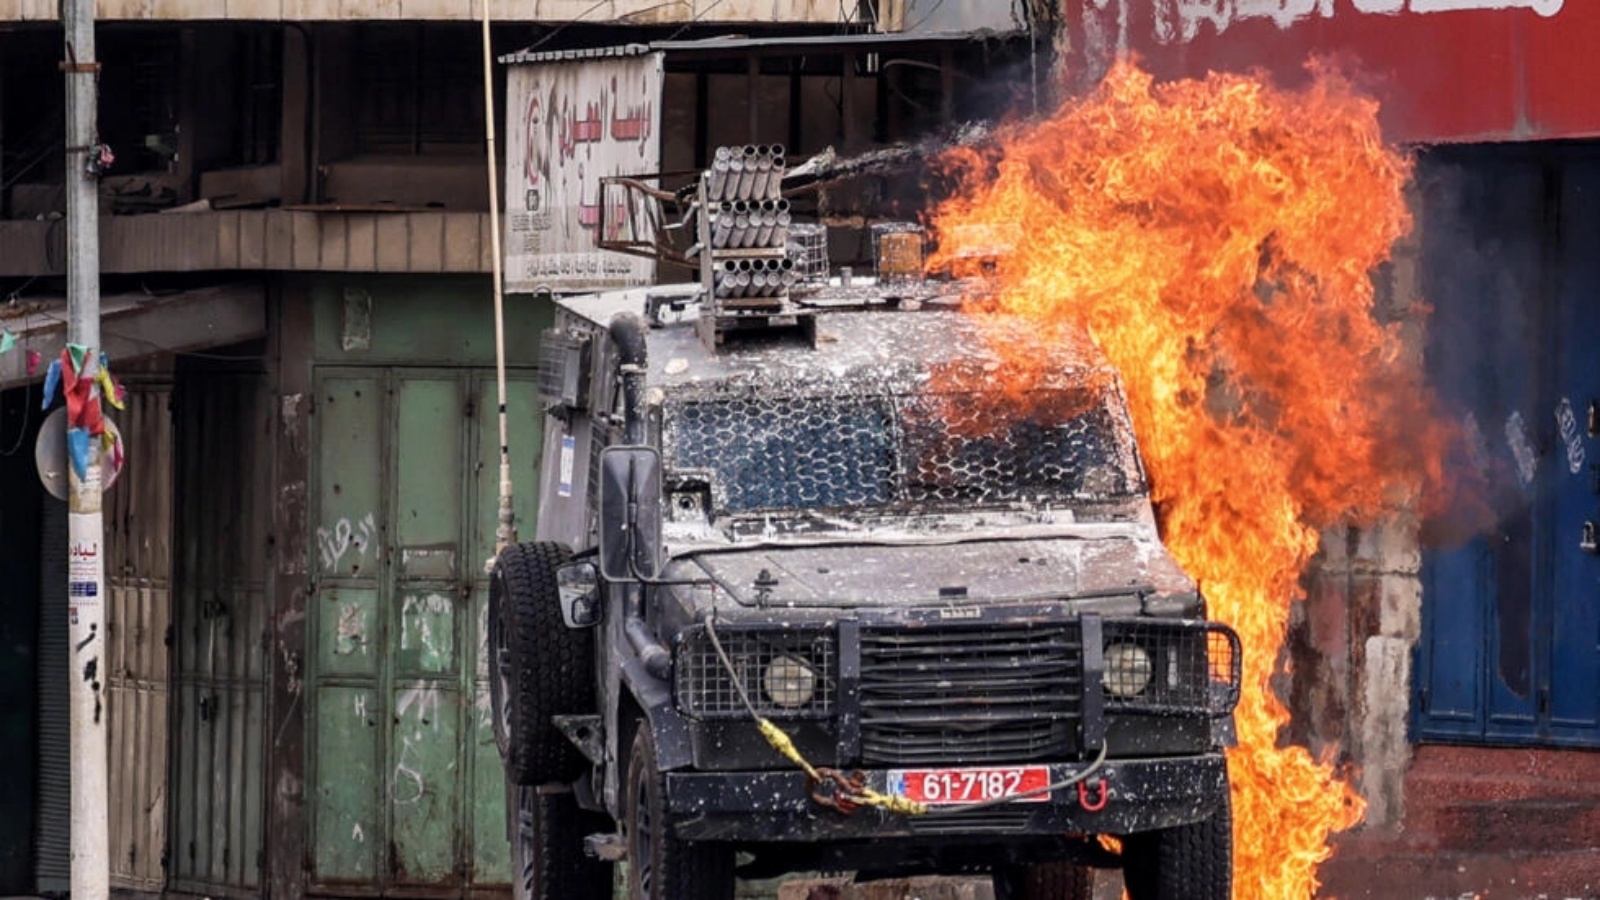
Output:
(662, 389), (1144, 514)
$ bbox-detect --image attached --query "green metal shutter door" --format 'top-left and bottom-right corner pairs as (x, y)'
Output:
(388, 374), (467, 883)
(308, 368), (542, 889)
(309, 373), (386, 883)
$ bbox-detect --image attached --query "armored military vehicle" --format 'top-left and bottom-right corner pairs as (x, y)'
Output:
(487, 263), (1241, 899)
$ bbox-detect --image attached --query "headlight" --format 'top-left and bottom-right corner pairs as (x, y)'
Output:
(1103, 642), (1153, 698)
(762, 654), (818, 708)
(676, 628), (835, 718)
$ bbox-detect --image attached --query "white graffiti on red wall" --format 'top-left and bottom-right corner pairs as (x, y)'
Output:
(1084, 0), (1562, 48)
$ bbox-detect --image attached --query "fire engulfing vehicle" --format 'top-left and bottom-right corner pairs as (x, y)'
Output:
(487, 275), (1242, 900)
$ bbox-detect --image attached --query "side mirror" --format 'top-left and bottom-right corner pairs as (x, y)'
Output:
(556, 560), (602, 628)
(597, 445), (663, 582)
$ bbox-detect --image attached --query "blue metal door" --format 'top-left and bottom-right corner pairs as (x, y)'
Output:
(1415, 150), (1600, 749)
(1543, 160), (1600, 745)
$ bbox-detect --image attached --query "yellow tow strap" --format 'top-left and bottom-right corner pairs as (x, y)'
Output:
(756, 718), (821, 781)
(755, 718), (929, 815)
(846, 786), (928, 816)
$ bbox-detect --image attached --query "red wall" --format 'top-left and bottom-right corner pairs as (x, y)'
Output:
(1057, 2), (1600, 144)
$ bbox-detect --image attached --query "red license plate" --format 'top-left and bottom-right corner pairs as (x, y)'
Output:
(889, 766), (1052, 806)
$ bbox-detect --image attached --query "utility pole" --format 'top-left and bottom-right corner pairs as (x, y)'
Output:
(63, 0), (110, 893)
(480, 0), (515, 555)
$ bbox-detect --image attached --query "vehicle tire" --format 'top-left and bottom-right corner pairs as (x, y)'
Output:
(624, 727), (735, 900)
(993, 861), (1095, 900)
(508, 783), (613, 900)
(489, 541), (593, 786)
(1120, 788), (1232, 900)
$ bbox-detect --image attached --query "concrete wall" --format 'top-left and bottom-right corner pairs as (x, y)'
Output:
(1294, 518), (1423, 830)
(0, 211), (495, 277)
(1286, 203), (1427, 832)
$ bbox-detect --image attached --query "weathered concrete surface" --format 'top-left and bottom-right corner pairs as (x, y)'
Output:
(1290, 516), (1425, 830)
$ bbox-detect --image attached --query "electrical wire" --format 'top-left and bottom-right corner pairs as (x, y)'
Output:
(3, 139), (64, 191)
(515, 1), (697, 55)
(15, 305), (270, 362)
(1, 376), (32, 456)
(664, 0), (728, 43)
(5, 276), (41, 302)
(906, 0), (948, 32)
(2, 112), (66, 191)
(926, 743), (1107, 815)
(518, 0), (613, 53)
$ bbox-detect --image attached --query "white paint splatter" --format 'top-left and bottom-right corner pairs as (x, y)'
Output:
(400, 594), (452, 671)
(1461, 411), (1489, 477)
(335, 602), (367, 656)
(1556, 397), (1585, 475)
(1506, 411), (1538, 487)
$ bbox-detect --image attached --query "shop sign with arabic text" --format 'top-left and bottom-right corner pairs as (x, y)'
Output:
(505, 52), (663, 292)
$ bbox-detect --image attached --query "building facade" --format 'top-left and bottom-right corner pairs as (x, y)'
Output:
(0, 2), (1035, 895)
(1052, 3), (1600, 894)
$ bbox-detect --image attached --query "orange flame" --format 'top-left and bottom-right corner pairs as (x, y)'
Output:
(928, 62), (1433, 896)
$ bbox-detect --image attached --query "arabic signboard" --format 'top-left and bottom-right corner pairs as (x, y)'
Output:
(1058, 1), (1600, 144)
(505, 51), (663, 293)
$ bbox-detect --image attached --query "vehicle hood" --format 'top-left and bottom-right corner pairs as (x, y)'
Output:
(677, 528), (1192, 608)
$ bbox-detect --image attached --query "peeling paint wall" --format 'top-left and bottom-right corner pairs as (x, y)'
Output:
(1296, 517), (1423, 830)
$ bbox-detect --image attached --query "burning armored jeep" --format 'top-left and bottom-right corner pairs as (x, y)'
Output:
(488, 143), (1240, 900)
(488, 286), (1241, 900)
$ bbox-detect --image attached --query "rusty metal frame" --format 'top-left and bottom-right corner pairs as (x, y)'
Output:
(596, 171), (700, 269)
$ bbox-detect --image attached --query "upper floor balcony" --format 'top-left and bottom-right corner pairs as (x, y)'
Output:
(0, 17), (1020, 280)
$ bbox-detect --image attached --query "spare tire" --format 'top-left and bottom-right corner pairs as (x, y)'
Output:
(489, 542), (595, 786)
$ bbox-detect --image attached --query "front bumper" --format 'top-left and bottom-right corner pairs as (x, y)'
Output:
(665, 753), (1227, 842)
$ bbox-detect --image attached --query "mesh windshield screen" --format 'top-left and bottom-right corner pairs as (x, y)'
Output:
(665, 390), (1138, 513)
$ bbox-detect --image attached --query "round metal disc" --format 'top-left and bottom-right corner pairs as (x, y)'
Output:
(34, 406), (126, 502)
